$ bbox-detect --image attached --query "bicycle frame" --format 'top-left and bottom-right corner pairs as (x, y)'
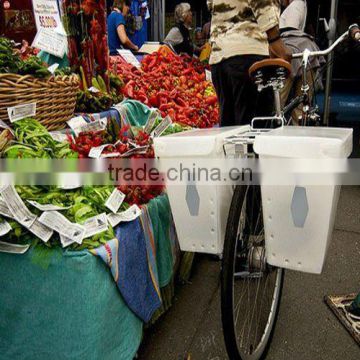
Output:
(289, 29), (351, 125)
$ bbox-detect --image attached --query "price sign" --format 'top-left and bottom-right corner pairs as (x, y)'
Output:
(32, 0), (63, 33)
(32, 27), (67, 58)
(117, 49), (141, 68)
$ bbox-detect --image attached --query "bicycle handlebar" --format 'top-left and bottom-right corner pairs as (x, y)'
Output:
(292, 24), (360, 60)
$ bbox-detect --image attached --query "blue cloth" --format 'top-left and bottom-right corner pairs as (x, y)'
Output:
(91, 218), (162, 322)
(108, 11), (126, 55)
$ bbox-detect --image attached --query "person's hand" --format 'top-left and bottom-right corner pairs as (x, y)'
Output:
(133, 45), (139, 52)
(269, 39), (292, 62)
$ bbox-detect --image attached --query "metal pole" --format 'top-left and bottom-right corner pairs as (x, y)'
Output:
(161, 0), (166, 40)
(323, 0), (339, 126)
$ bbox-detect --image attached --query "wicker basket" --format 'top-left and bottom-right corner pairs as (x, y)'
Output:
(0, 73), (79, 130)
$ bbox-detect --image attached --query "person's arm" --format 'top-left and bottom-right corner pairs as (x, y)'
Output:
(249, 0), (291, 61)
(117, 24), (139, 51)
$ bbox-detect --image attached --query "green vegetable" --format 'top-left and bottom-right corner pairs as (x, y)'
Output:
(3, 118), (77, 159)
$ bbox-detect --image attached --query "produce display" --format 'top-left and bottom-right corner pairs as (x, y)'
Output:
(0, 37), (50, 78)
(0, 185), (127, 250)
(2, 119), (77, 159)
(62, 0), (109, 91)
(110, 48), (219, 128)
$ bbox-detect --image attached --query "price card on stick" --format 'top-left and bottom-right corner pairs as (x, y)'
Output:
(117, 49), (141, 68)
(7, 103), (36, 123)
(32, 27), (67, 58)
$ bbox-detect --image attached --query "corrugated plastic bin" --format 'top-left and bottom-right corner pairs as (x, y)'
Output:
(254, 127), (353, 274)
(154, 126), (250, 255)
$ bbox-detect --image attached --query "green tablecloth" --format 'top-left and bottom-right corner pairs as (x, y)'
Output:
(0, 248), (142, 360)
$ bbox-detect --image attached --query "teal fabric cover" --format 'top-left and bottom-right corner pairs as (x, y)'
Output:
(0, 247), (142, 360)
(147, 194), (174, 287)
(120, 99), (152, 127)
(37, 51), (69, 68)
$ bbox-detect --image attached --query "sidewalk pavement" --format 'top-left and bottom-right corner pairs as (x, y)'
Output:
(138, 186), (360, 360)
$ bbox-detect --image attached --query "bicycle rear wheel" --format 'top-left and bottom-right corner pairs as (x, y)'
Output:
(221, 185), (284, 360)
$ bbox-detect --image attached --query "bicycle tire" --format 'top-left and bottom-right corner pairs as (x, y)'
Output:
(221, 185), (284, 360)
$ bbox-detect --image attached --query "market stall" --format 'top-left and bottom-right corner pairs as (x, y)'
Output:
(0, 1), (219, 359)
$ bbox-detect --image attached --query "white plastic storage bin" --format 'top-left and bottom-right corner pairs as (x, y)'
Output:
(254, 127), (353, 274)
(154, 126), (250, 255)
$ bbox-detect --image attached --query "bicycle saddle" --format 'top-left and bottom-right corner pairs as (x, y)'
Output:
(249, 58), (292, 91)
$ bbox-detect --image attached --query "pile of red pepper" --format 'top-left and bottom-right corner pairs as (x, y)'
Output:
(110, 49), (219, 128)
(67, 126), (164, 205)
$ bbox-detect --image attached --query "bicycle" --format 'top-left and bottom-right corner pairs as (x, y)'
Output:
(220, 24), (360, 360)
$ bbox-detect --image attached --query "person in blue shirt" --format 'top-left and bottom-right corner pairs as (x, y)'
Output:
(107, 0), (139, 55)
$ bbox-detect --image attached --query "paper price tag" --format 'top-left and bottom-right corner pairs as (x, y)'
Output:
(0, 219), (12, 237)
(76, 119), (107, 136)
(0, 198), (14, 219)
(144, 111), (159, 134)
(38, 211), (86, 244)
(0, 186), (37, 228)
(0, 241), (30, 254)
(7, 103), (36, 123)
(48, 63), (59, 74)
(151, 115), (172, 137)
(83, 213), (109, 238)
(205, 69), (212, 83)
(88, 144), (113, 159)
(105, 189), (126, 213)
(49, 131), (71, 143)
(67, 116), (87, 132)
(28, 219), (54, 243)
(27, 200), (71, 212)
(117, 49), (141, 68)
(32, 28), (67, 58)
(60, 234), (76, 248)
(107, 205), (142, 228)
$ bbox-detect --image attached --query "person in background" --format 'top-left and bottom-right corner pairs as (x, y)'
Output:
(107, 0), (139, 55)
(208, 0), (291, 127)
(164, 3), (202, 56)
(279, 0), (324, 124)
(194, 28), (205, 48)
(202, 21), (211, 41)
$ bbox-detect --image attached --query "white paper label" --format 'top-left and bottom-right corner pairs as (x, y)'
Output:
(205, 69), (212, 83)
(0, 219), (12, 237)
(76, 119), (107, 136)
(100, 152), (121, 159)
(107, 205), (142, 227)
(48, 63), (59, 74)
(60, 234), (76, 248)
(27, 200), (71, 212)
(7, 103), (36, 123)
(38, 211), (86, 244)
(67, 116), (87, 132)
(0, 186), (37, 228)
(151, 115), (172, 137)
(117, 49), (141, 68)
(49, 131), (71, 143)
(83, 213), (109, 238)
(32, 27), (67, 58)
(89, 86), (100, 93)
(144, 111), (159, 134)
(88, 144), (113, 159)
(105, 189), (126, 214)
(28, 219), (54, 243)
(0, 198), (14, 219)
(0, 241), (30, 254)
